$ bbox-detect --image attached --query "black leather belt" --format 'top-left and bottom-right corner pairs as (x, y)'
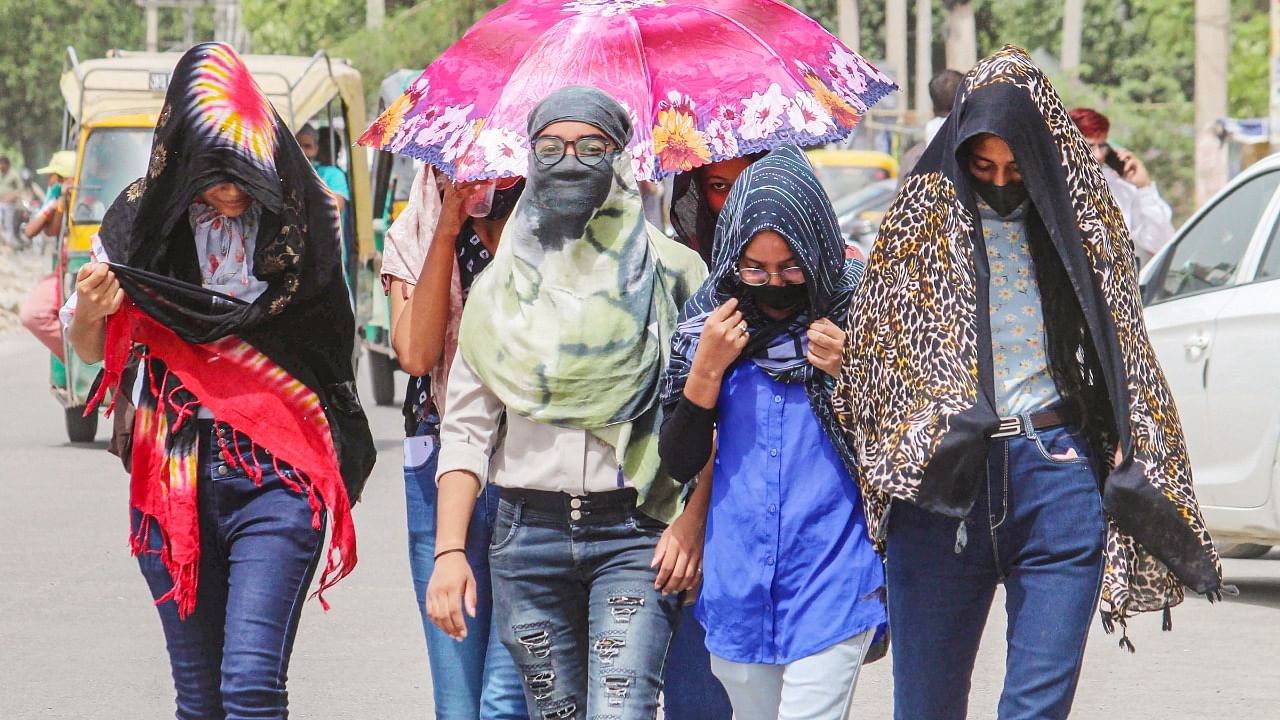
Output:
(990, 407), (1074, 440)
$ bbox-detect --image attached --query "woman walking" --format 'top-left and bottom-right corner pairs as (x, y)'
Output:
(65, 43), (375, 719)
(380, 164), (530, 719)
(659, 145), (886, 720)
(834, 46), (1223, 720)
(426, 86), (707, 719)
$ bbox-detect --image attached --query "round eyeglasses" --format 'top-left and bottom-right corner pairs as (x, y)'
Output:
(736, 266), (806, 286)
(532, 135), (615, 167)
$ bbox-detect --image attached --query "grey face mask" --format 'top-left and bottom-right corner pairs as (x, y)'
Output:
(524, 149), (618, 243)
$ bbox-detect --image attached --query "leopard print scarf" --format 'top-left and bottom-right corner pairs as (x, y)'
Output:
(833, 46), (1223, 645)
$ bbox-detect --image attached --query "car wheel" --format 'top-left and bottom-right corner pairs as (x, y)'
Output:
(368, 349), (397, 407)
(1218, 543), (1272, 559)
(65, 405), (99, 443)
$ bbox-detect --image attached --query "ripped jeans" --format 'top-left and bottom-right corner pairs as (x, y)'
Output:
(489, 488), (682, 720)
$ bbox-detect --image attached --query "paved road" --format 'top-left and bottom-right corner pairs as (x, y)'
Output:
(1, 329), (1277, 719)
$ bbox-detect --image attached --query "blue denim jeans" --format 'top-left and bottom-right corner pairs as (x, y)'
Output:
(885, 423), (1106, 720)
(662, 610), (732, 720)
(404, 439), (530, 720)
(134, 421), (325, 720)
(489, 490), (683, 720)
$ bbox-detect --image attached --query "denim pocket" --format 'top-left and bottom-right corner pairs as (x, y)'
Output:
(490, 502), (522, 552)
(1032, 426), (1091, 465)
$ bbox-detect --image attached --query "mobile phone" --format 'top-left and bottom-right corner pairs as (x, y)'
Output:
(1103, 147), (1127, 175)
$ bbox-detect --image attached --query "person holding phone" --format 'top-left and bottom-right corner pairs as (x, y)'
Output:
(1069, 107), (1175, 268)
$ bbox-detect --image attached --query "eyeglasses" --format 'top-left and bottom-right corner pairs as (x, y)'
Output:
(532, 135), (615, 167)
(736, 266), (806, 286)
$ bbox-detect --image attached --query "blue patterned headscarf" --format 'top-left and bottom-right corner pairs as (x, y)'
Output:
(661, 144), (863, 467)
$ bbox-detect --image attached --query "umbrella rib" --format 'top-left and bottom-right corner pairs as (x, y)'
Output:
(624, 12), (654, 124)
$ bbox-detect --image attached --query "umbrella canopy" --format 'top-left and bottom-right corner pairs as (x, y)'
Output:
(359, 0), (896, 182)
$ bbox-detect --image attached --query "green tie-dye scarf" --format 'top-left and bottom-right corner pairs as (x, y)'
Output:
(459, 153), (705, 522)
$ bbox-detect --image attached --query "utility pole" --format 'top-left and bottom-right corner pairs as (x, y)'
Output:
(837, 0), (860, 54)
(915, 0), (932, 119)
(1194, 0), (1230, 205)
(886, 0), (909, 116)
(145, 1), (160, 52)
(1062, 0), (1084, 78)
(367, 0), (386, 31)
(1270, 0), (1280, 149)
(944, 1), (977, 73)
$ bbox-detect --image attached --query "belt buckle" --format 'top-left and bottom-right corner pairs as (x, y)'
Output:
(991, 416), (1023, 440)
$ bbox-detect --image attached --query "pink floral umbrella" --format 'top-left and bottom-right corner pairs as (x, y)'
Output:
(359, 0), (896, 182)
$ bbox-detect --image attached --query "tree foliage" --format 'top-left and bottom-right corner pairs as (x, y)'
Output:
(0, 0), (144, 168)
(241, 0), (419, 55)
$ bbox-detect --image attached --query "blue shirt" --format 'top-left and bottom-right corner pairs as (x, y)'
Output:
(696, 362), (886, 665)
(313, 164), (350, 201)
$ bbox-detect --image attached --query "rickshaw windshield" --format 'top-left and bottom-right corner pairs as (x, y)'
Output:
(72, 128), (152, 224)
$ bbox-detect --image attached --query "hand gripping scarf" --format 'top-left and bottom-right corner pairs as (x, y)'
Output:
(87, 43), (376, 618)
(458, 86), (706, 524)
(832, 46), (1222, 644)
(661, 145), (863, 472)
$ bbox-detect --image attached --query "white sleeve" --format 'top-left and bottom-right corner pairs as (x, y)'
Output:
(1121, 181), (1176, 257)
(435, 347), (505, 490)
(59, 235), (109, 330)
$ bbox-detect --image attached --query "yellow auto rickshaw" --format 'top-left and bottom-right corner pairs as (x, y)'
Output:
(364, 68), (424, 406)
(55, 46), (373, 441)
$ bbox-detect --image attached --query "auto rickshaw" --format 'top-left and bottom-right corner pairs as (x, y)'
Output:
(364, 68), (423, 407)
(55, 46), (373, 441)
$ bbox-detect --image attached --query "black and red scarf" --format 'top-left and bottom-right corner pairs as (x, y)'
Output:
(88, 43), (375, 618)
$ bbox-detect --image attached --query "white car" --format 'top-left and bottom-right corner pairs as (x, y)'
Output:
(1141, 153), (1280, 558)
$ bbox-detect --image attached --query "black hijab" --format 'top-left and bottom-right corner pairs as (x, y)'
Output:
(669, 172), (716, 266)
(99, 42), (375, 501)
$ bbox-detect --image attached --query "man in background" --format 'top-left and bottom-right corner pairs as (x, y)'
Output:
(1070, 107), (1175, 267)
(898, 69), (964, 186)
(0, 156), (24, 245)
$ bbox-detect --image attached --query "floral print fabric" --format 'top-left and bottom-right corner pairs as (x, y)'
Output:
(980, 200), (1059, 417)
(358, 0), (895, 183)
(190, 201), (269, 301)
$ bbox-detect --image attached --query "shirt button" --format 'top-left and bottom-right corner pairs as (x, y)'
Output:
(768, 504), (777, 513)
(773, 395), (782, 403)
(570, 497), (582, 509)
(570, 509), (582, 521)
(766, 555), (775, 566)
(769, 448), (778, 457)
(216, 465), (229, 477)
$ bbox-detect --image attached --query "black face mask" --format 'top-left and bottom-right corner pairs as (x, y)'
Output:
(745, 283), (808, 314)
(972, 179), (1028, 217)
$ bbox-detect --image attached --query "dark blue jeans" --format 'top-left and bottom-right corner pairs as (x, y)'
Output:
(886, 424), (1106, 720)
(403, 438), (529, 719)
(489, 490), (683, 720)
(662, 613), (732, 720)
(134, 421), (325, 720)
